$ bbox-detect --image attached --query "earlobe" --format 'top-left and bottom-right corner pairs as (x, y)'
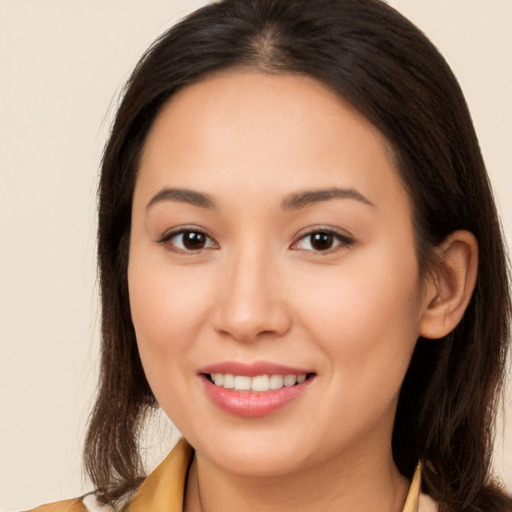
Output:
(419, 230), (478, 340)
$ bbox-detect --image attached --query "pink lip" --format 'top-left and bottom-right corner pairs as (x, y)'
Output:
(198, 361), (315, 418)
(199, 360), (313, 377)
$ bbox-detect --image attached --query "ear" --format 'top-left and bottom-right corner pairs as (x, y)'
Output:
(419, 230), (478, 340)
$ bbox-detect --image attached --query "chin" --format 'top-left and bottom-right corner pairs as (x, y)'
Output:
(211, 444), (313, 477)
(184, 422), (330, 478)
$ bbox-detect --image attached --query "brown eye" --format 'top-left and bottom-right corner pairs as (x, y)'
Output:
(292, 229), (353, 253)
(182, 231), (207, 250)
(160, 229), (218, 252)
(310, 232), (334, 251)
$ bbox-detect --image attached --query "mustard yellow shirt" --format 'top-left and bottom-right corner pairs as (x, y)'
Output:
(27, 438), (437, 512)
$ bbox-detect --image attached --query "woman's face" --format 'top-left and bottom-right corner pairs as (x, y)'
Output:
(128, 71), (430, 476)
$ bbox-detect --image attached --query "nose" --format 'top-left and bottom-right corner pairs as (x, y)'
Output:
(211, 247), (292, 343)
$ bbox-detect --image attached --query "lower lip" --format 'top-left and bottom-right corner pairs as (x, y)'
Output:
(201, 376), (313, 418)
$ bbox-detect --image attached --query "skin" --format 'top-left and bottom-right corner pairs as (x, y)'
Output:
(128, 71), (477, 511)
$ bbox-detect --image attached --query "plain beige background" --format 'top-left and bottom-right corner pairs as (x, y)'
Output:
(1, 1), (511, 509)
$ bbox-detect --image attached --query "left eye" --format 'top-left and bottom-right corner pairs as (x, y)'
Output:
(160, 229), (218, 252)
(292, 230), (352, 252)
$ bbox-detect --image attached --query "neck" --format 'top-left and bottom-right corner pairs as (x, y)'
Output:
(184, 442), (409, 512)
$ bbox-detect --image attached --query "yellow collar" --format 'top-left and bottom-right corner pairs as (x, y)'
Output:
(128, 439), (426, 512)
(129, 438), (193, 511)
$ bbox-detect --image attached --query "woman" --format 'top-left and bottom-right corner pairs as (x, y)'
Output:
(29, 0), (511, 510)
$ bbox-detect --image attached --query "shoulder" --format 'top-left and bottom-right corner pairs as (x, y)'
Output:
(23, 498), (87, 512)
(24, 494), (111, 512)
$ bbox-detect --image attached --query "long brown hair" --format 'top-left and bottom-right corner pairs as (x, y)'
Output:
(85, 1), (512, 510)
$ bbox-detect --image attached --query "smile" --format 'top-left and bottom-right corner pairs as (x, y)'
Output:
(199, 363), (316, 418)
(207, 373), (308, 392)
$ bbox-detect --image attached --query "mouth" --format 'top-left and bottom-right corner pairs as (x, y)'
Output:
(198, 362), (316, 418)
(203, 372), (315, 392)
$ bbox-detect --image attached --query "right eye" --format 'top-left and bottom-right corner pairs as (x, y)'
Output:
(158, 229), (219, 253)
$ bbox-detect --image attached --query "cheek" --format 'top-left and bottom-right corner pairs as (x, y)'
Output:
(127, 254), (218, 424)
(289, 252), (422, 447)
(128, 250), (214, 367)
(293, 243), (422, 391)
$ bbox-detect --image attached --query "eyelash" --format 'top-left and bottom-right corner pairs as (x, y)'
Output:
(291, 228), (355, 254)
(156, 227), (354, 255)
(157, 227), (219, 254)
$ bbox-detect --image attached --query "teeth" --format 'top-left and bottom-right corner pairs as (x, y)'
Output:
(283, 375), (297, 387)
(269, 374), (284, 390)
(209, 373), (308, 392)
(222, 374), (234, 389)
(251, 375), (270, 392)
(296, 374), (306, 384)
(234, 375), (251, 390)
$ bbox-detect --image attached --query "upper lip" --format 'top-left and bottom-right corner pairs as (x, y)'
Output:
(199, 361), (315, 377)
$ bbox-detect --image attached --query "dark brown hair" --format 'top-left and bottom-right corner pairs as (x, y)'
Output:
(85, 1), (512, 510)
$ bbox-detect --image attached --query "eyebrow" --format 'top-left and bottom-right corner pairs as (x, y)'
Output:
(146, 188), (216, 210)
(281, 187), (375, 210)
(146, 186), (374, 211)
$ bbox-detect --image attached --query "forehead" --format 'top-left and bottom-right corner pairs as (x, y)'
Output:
(136, 70), (408, 212)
